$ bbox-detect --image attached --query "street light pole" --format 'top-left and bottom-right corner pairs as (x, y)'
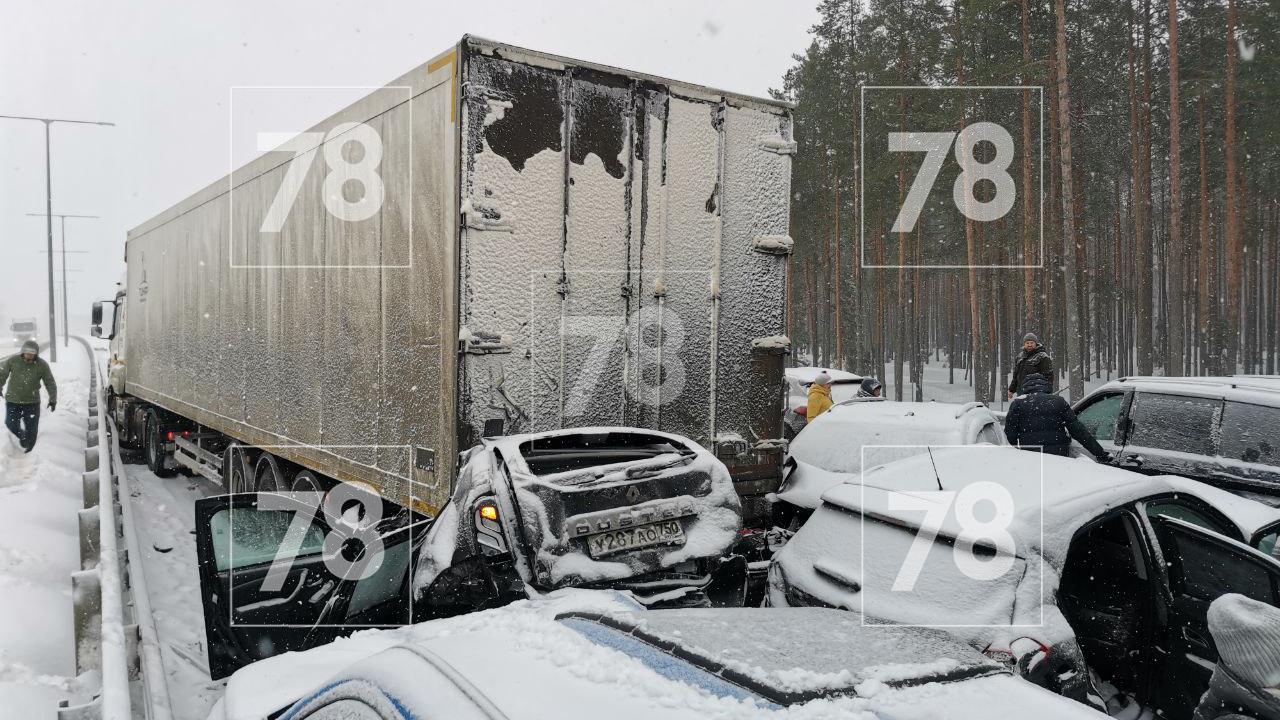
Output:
(28, 212), (96, 347)
(0, 113), (113, 363)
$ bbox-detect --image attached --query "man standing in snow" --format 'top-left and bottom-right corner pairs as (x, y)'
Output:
(1007, 333), (1054, 400)
(1003, 373), (1106, 460)
(1, 340), (57, 453)
(806, 371), (834, 422)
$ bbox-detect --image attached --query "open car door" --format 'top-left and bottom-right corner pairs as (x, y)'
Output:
(1147, 515), (1280, 720)
(195, 489), (418, 679)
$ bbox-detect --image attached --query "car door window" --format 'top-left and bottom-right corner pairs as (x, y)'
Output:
(1155, 521), (1278, 605)
(1218, 401), (1280, 466)
(1127, 392), (1221, 455)
(209, 505), (325, 571)
(1076, 393), (1126, 442)
(1143, 500), (1236, 541)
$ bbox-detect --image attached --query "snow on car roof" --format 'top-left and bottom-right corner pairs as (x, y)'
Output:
(1090, 375), (1280, 404)
(823, 446), (1178, 565)
(786, 366), (864, 384)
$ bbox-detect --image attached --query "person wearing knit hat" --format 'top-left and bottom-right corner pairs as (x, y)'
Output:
(1007, 332), (1054, 400)
(806, 371), (834, 422)
(1193, 593), (1280, 719)
(1, 340), (57, 453)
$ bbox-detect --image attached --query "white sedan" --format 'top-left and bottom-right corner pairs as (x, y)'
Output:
(209, 591), (1106, 720)
(768, 446), (1280, 720)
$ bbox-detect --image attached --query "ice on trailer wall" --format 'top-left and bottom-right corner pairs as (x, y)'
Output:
(460, 55), (567, 440)
(715, 104), (791, 444)
(561, 72), (632, 429)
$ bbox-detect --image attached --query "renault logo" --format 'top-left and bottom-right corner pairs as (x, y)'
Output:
(625, 486), (641, 503)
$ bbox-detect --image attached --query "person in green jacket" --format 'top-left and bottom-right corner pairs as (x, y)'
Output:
(1, 340), (57, 453)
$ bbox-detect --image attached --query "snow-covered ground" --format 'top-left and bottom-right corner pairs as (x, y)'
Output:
(0, 343), (93, 718)
(876, 358), (1115, 410)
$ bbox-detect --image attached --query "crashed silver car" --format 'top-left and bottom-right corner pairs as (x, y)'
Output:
(194, 427), (745, 679)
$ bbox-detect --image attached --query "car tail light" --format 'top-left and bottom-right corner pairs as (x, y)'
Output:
(166, 431), (174, 441)
(474, 499), (507, 555)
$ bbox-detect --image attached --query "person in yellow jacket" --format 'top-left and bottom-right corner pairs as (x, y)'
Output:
(806, 371), (834, 421)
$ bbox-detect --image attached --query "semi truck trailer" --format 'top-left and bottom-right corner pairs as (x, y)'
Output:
(10, 317), (37, 346)
(92, 36), (794, 672)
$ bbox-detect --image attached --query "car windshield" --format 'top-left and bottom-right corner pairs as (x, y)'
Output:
(518, 431), (690, 476)
(12, 322), (34, 332)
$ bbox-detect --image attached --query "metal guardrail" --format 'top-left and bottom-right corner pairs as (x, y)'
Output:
(60, 338), (173, 720)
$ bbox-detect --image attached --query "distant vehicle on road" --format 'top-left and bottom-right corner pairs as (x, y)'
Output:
(9, 317), (36, 346)
(775, 399), (1004, 525)
(208, 593), (1108, 720)
(1073, 376), (1280, 502)
(768, 446), (1280, 720)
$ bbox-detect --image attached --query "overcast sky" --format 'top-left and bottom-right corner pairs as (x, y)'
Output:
(0, 0), (818, 340)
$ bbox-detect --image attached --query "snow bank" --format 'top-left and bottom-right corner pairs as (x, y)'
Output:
(0, 347), (93, 716)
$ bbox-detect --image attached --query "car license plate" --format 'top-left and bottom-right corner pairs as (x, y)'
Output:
(586, 520), (685, 558)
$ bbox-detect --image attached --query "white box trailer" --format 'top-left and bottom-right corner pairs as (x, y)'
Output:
(99, 36), (794, 522)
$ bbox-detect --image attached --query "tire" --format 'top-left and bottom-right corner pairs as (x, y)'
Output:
(145, 410), (176, 478)
(290, 468), (326, 496)
(254, 453), (285, 493)
(223, 444), (252, 493)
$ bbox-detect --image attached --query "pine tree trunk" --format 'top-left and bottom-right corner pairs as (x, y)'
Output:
(1136, 0), (1155, 374)
(1225, 0), (1241, 371)
(1053, 0), (1083, 399)
(1020, 0), (1036, 328)
(1198, 94), (1212, 374)
(1167, 0), (1184, 375)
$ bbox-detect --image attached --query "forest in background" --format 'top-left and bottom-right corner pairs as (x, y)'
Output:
(774, 0), (1279, 401)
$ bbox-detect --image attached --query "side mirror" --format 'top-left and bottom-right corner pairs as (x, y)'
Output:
(91, 301), (103, 326)
(91, 326), (102, 338)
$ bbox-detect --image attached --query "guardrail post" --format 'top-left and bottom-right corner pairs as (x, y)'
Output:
(77, 509), (100, 570)
(84, 447), (99, 472)
(81, 471), (99, 509)
(71, 569), (101, 676)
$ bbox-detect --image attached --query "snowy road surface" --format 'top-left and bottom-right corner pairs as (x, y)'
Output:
(0, 344), (92, 718)
(123, 462), (225, 719)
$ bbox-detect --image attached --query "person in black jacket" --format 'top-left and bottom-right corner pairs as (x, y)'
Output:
(1004, 373), (1108, 460)
(1007, 333), (1054, 400)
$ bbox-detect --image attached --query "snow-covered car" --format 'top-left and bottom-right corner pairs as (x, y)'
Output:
(193, 427), (745, 680)
(767, 446), (1280, 720)
(1073, 376), (1280, 502)
(782, 366), (863, 438)
(775, 400), (1005, 524)
(207, 591), (1107, 720)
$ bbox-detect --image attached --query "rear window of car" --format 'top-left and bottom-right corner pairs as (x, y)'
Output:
(1126, 392), (1220, 455)
(1218, 402), (1280, 466)
(519, 432), (688, 476)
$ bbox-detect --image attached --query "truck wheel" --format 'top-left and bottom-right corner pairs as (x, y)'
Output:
(254, 453), (285, 493)
(291, 469), (325, 495)
(144, 410), (176, 478)
(224, 445), (251, 493)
